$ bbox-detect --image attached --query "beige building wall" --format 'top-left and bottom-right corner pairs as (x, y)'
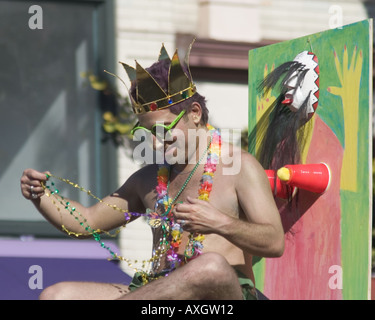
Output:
(114, 0), (370, 275)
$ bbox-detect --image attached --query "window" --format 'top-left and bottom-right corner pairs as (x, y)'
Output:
(0, 0), (116, 236)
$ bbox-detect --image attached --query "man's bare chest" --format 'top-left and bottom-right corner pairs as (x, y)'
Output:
(141, 167), (239, 219)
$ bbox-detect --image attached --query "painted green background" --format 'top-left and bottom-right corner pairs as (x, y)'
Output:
(248, 20), (372, 299)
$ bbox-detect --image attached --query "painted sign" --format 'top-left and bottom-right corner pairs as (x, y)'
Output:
(248, 20), (372, 300)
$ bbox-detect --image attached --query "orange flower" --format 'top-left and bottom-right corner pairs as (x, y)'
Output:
(171, 241), (180, 248)
(157, 175), (168, 185)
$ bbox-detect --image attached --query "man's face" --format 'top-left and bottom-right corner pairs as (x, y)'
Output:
(135, 108), (191, 164)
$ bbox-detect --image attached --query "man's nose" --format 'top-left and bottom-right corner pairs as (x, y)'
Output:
(153, 134), (163, 150)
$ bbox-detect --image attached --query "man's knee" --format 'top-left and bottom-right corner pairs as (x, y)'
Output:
(182, 252), (242, 299)
(39, 282), (71, 300)
(189, 252), (235, 284)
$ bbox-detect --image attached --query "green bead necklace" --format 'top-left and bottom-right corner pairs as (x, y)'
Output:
(163, 135), (213, 216)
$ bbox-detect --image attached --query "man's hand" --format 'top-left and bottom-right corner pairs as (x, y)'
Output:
(20, 169), (50, 200)
(173, 196), (230, 234)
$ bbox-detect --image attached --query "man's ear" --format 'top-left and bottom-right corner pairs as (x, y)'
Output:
(189, 102), (202, 125)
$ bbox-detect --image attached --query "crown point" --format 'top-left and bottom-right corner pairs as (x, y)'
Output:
(159, 44), (170, 61)
(117, 39), (196, 114)
(119, 62), (137, 82)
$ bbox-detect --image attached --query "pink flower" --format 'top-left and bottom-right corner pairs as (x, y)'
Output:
(204, 163), (216, 173)
(155, 185), (167, 197)
(212, 134), (221, 145)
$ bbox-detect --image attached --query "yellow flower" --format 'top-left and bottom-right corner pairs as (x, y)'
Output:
(103, 111), (115, 122)
(115, 123), (132, 134)
(198, 193), (209, 201)
(102, 122), (116, 133)
(171, 230), (181, 241)
(194, 234), (205, 242)
(88, 74), (108, 90)
(211, 146), (220, 154)
(158, 167), (169, 177)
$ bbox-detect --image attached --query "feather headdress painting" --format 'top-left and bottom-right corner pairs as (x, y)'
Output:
(249, 51), (319, 173)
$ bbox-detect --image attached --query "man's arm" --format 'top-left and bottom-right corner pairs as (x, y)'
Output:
(223, 151), (285, 257)
(20, 169), (144, 237)
(174, 151), (284, 258)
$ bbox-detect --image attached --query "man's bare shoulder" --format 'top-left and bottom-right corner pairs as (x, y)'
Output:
(232, 147), (272, 197)
(115, 164), (158, 197)
(126, 164), (158, 185)
(220, 141), (263, 177)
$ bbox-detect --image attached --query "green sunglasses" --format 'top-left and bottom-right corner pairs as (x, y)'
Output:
(131, 110), (186, 138)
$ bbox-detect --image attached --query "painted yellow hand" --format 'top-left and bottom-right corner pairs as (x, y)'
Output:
(327, 45), (363, 191)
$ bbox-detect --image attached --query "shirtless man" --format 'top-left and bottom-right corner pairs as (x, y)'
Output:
(20, 43), (284, 300)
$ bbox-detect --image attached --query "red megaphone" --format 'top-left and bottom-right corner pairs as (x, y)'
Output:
(276, 163), (331, 194)
(265, 170), (292, 199)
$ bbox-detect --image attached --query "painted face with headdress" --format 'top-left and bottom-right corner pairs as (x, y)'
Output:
(281, 51), (319, 119)
(250, 51), (320, 172)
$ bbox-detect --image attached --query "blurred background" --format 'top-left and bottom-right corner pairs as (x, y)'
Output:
(0, 0), (374, 299)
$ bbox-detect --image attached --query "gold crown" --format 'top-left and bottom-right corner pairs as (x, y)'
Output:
(119, 39), (196, 114)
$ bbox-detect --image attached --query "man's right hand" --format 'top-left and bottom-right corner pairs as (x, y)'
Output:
(20, 169), (50, 200)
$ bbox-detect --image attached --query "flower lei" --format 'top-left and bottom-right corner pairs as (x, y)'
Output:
(40, 125), (221, 278)
(149, 124), (221, 271)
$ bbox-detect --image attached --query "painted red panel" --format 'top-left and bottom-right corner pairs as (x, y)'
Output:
(263, 116), (343, 299)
